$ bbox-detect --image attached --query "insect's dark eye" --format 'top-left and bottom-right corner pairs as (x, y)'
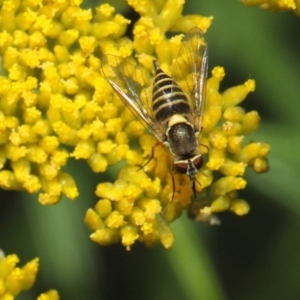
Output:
(174, 161), (188, 174)
(192, 156), (203, 170)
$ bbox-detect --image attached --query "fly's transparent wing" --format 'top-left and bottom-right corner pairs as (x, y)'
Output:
(102, 55), (164, 141)
(172, 27), (208, 131)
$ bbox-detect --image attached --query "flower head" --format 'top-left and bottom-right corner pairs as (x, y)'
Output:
(0, 0), (270, 250)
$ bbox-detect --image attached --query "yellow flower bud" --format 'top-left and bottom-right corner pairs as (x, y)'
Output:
(209, 129), (227, 149)
(106, 144), (130, 165)
(157, 220), (174, 249)
(58, 171), (79, 199)
(26, 145), (47, 163)
(115, 198), (133, 216)
(5, 267), (24, 295)
(11, 158), (30, 181)
(212, 176), (247, 198)
(202, 106), (222, 133)
(207, 67), (225, 94)
(234, 142), (271, 164)
(206, 148), (225, 171)
(94, 199), (112, 219)
(227, 135), (244, 153)
(39, 136), (59, 153)
(222, 121), (242, 135)
(90, 228), (120, 246)
(210, 196), (231, 212)
(97, 139), (116, 154)
(23, 107), (41, 124)
(105, 211), (126, 228)
(52, 121), (78, 145)
(223, 106), (246, 121)
(58, 29), (79, 47)
(21, 258), (39, 290)
(71, 139), (95, 159)
(39, 192), (60, 205)
(222, 80), (255, 108)
(141, 222), (153, 234)
(241, 110), (260, 134)
(129, 207), (146, 226)
(115, 131), (129, 145)
(105, 118), (124, 136)
(0, 254), (19, 275)
(0, 170), (21, 190)
(87, 152), (108, 172)
(29, 31), (46, 48)
(5, 144), (27, 161)
(37, 289), (60, 300)
(90, 119), (107, 141)
(126, 150), (144, 166)
(32, 119), (52, 136)
(252, 157), (269, 174)
(230, 199), (250, 216)
(219, 159), (247, 176)
(137, 198), (161, 219)
(13, 30), (28, 48)
(120, 224), (139, 251)
(95, 4), (115, 21)
(84, 208), (105, 231)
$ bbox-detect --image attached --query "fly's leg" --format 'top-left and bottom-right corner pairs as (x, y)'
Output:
(137, 141), (163, 171)
(161, 163), (176, 218)
(200, 143), (209, 152)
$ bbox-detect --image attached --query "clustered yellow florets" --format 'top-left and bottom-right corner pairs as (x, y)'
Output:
(0, 251), (59, 299)
(0, 0), (270, 251)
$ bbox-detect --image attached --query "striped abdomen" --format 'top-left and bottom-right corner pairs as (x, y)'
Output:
(152, 60), (191, 123)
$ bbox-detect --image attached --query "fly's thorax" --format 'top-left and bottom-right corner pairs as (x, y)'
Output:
(166, 114), (199, 158)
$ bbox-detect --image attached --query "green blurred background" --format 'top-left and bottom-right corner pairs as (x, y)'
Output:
(1, 0), (300, 299)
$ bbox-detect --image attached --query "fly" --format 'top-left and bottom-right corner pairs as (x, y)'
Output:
(102, 27), (208, 198)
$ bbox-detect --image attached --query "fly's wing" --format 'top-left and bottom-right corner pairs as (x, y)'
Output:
(102, 55), (164, 141)
(172, 27), (208, 131)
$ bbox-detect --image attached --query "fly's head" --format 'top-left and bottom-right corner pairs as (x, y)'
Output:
(174, 154), (203, 197)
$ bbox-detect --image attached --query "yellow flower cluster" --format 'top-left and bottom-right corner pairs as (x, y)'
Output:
(188, 68), (268, 221)
(85, 62), (270, 249)
(0, 0), (270, 250)
(241, 0), (297, 12)
(86, 2), (269, 249)
(0, 251), (59, 299)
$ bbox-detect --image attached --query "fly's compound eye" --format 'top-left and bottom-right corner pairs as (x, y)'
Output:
(191, 155), (203, 170)
(174, 155), (204, 174)
(174, 161), (188, 174)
